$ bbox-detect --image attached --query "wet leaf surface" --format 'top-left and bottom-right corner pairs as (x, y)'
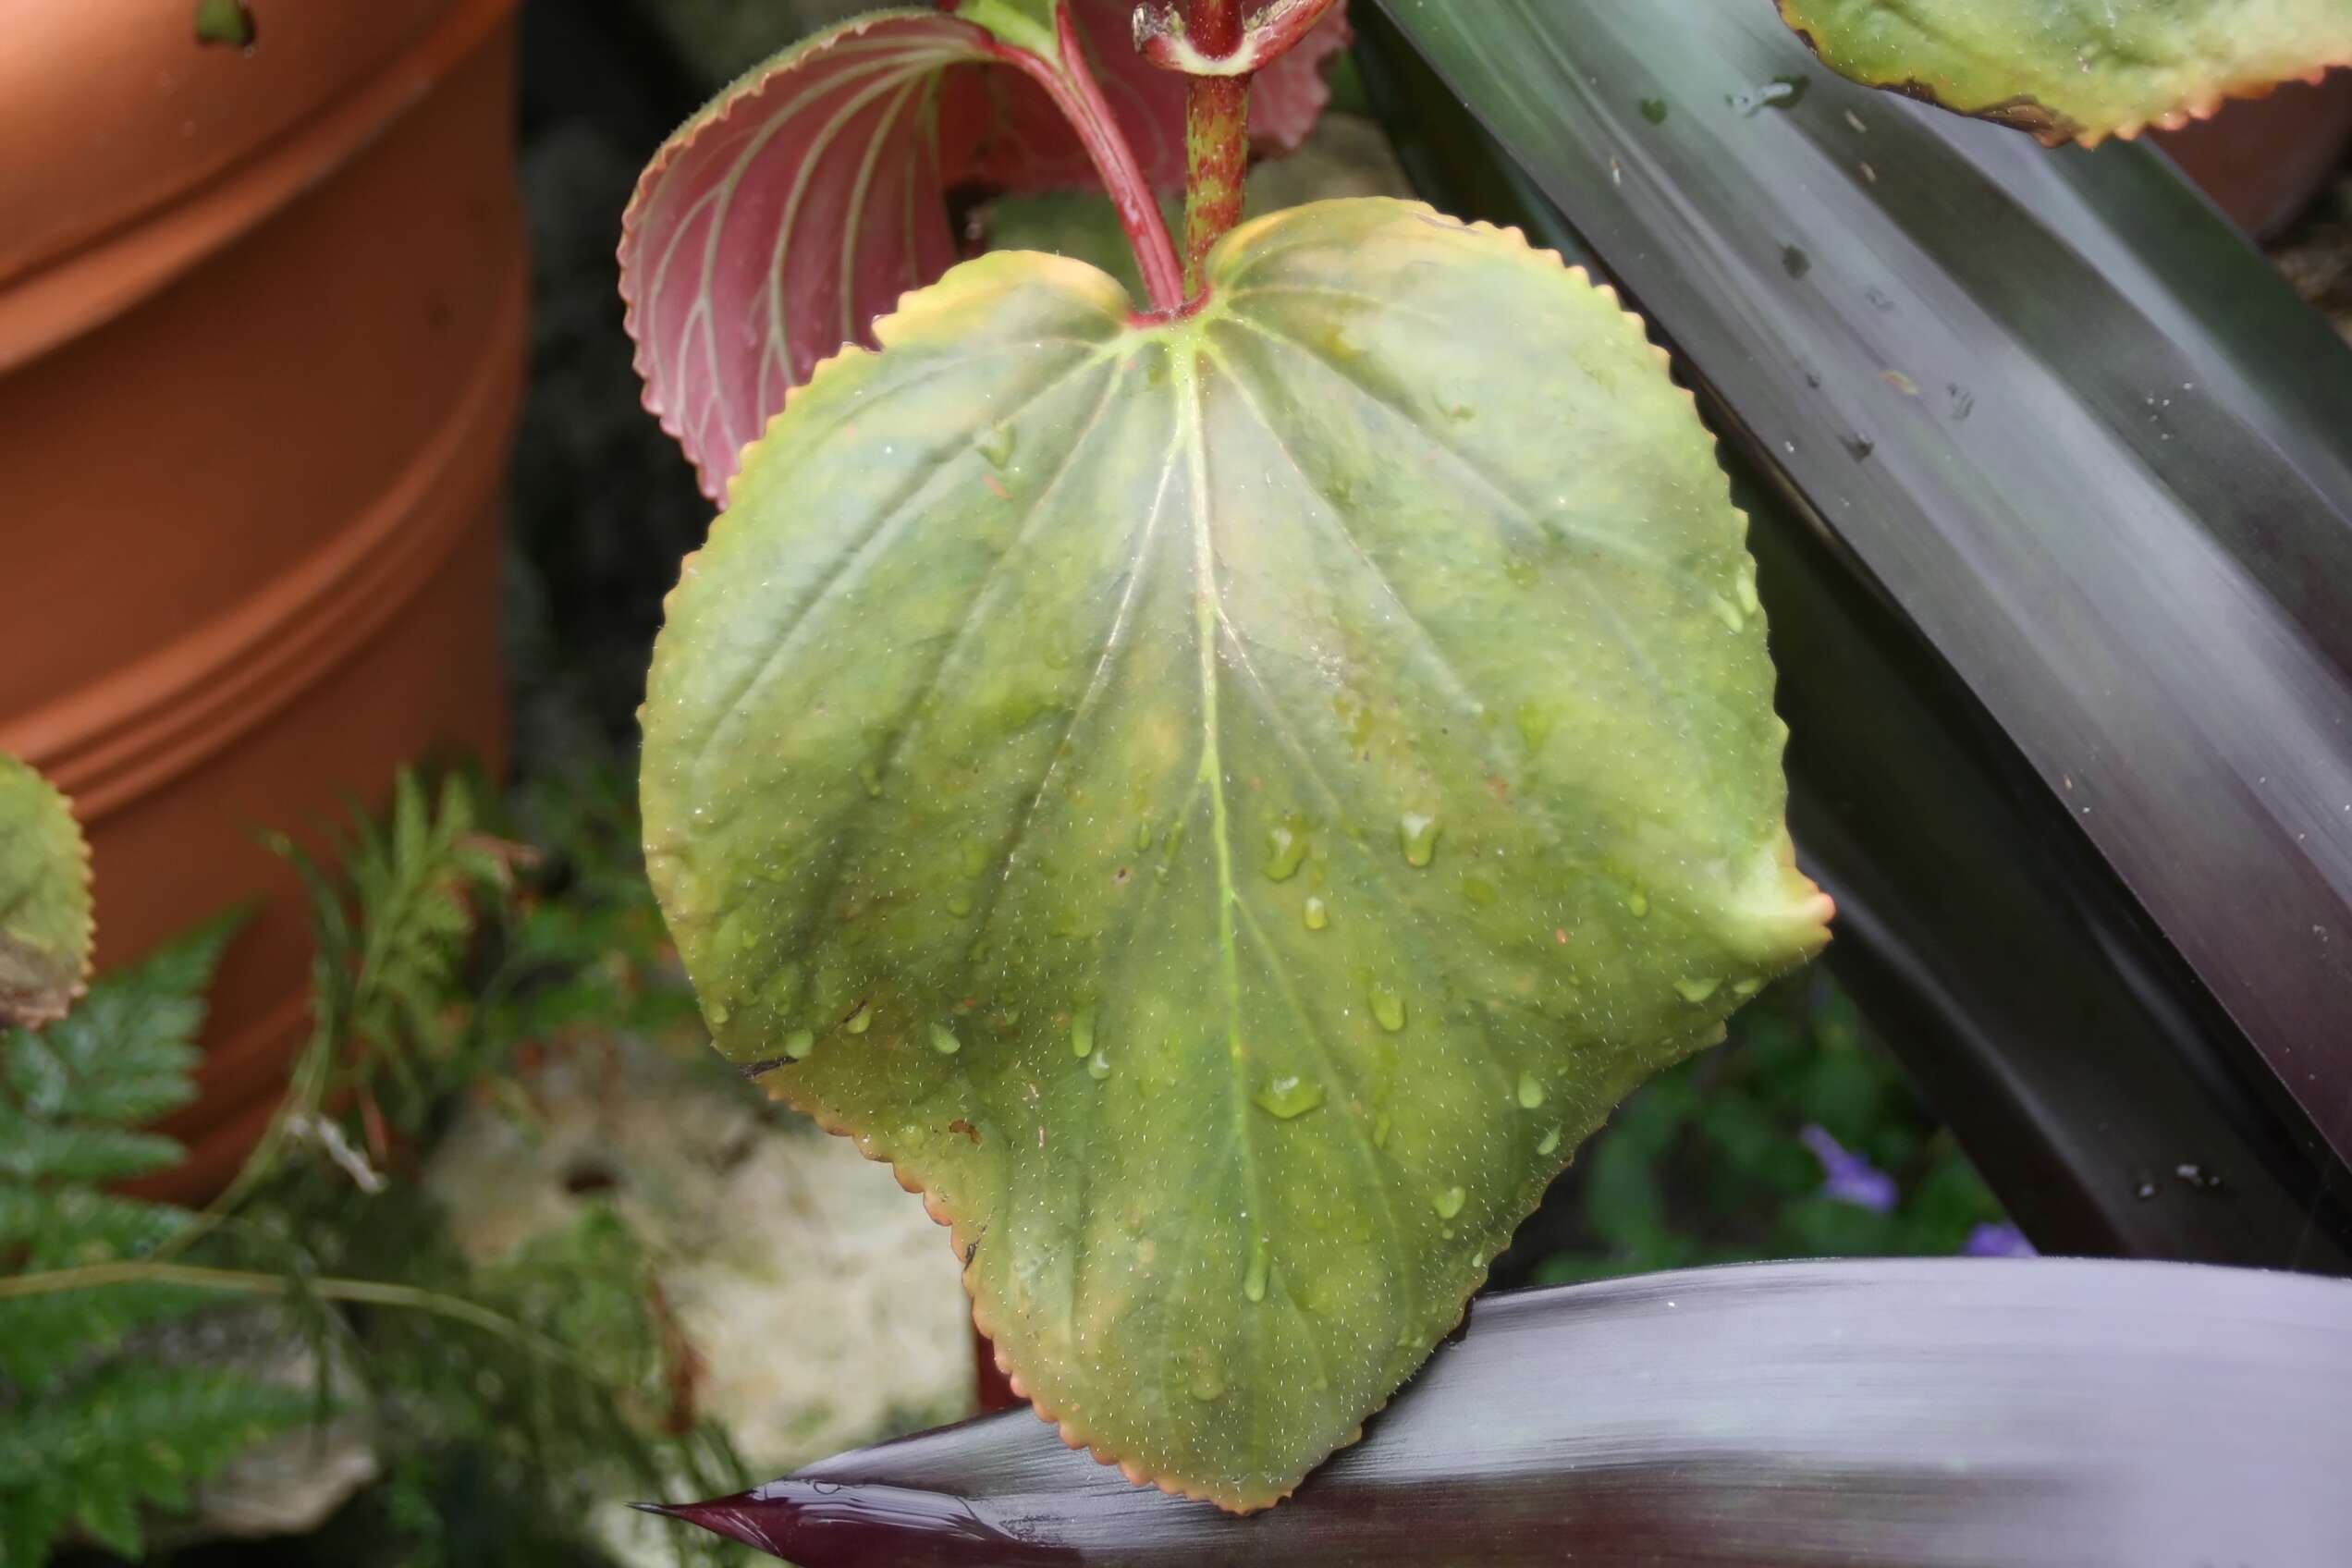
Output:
(1776, 0), (2352, 144)
(641, 197), (1827, 1506)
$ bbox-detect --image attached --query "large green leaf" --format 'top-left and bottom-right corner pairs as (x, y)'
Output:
(640, 196), (1829, 1508)
(0, 756), (93, 1030)
(1777, 0), (2352, 144)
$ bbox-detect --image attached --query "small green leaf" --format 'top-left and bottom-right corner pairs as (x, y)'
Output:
(1778, 0), (2352, 144)
(0, 756), (94, 1030)
(642, 198), (1830, 1508)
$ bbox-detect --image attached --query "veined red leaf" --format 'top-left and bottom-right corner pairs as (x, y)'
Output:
(619, 3), (1352, 501)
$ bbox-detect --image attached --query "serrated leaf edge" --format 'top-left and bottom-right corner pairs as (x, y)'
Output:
(685, 201), (1831, 1511)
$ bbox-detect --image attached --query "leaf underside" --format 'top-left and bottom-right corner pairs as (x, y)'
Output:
(640, 197), (1830, 1509)
(0, 756), (94, 1030)
(619, 2), (1351, 502)
(1778, 0), (2352, 144)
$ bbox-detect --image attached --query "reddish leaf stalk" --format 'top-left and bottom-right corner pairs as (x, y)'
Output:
(989, 7), (1185, 312)
(1181, 0), (1252, 298)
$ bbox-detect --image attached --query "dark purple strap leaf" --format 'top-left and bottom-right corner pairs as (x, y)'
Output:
(644, 1259), (2352, 1565)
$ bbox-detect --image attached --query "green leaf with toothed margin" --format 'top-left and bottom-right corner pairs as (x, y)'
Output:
(640, 196), (1831, 1510)
(1777, 0), (2352, 145)
(0, 755), (93, 1030)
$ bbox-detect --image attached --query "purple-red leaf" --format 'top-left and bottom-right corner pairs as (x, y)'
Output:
(620, 12), (989, 501)
(619, 2), (1352, 501)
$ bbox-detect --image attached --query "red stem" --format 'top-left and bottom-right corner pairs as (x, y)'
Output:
(1180, 0), (1252, 300)
(990, 9), (1185, 313)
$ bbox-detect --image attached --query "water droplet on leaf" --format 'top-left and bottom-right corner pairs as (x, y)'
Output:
(1517, 1072), (1545, 1109)
(1254, 1075), (1326, 1121)
(1265, 819), (1309, 882)
(1399, 814), (1439, 868)
(1244, 1235), (1271, 1303)
(1675, 977), (1721, 1004)
(1071, 1005), (1096, 1059)
(845, 1002), (874, 1035)
(1433, 1185), (1467, 1219)
(1370, 985), (1407, 1033)
(947, 891), (974, 917)
(1304, 897), (1329, 931)
(1627, 888), (1650, 917)
(784, 1029), (815, 1061)
(1537, 1126), (1562, 1156)
(1087, 1048), (1112, 1081)
(929, 1023), (961, 1055)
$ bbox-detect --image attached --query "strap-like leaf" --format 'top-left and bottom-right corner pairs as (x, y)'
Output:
(641, 197), (1829, 1508)
(1778, 0), (2352, 145)
(0, 756), (93, 1030)
(619, 2), (1352, 501)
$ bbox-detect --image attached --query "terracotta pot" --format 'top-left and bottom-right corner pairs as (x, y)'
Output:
(0, 0), (524, 1201)
(2156, 69), (2352, 240)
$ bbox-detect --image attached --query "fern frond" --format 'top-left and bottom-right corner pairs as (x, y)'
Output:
(0, 1361), (312, 1562)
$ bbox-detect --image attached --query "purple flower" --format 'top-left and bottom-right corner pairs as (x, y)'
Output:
(1799, 1124), (1897, 1214)
(1963, 1221), (2038, 1258)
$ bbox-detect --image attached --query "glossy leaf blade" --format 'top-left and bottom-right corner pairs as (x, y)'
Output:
(0, 754), (93, 1029)
(1369, 0), (2352, 1240)
(1776, 0), (2352, 144)
(655, 1259), (2352, 1565)
(641, 196), (1829, 1507)
(619, 2), (1353, 502)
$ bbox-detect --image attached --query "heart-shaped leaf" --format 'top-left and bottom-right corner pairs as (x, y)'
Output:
(640, 196), (1831, 1508)
(621, 2), (1353, 501)
(1777, 0), (2352, 144)
(0, 755), (94, 1030)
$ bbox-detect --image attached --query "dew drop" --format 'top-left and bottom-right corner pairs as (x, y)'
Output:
(1733, 978), (1762, 997)
(947, 890), (974, 917)
(784, 1028), (815, 1061)
(1254, 1074), (1326, 1121)
(1711, 594), (1746, 632)
(735, 925), (759, 951)
(1537, 1126), (1562, 1156)
(1190, 1364), (1225, 1402)
(1304, 896), (1329, 931)
(1244, 1235), (1271, 1303)
(1399, 814), (1440, 868)
(1136, 819), (1155, 851)
(1370, 985), (1407, 1032)
(929, 1023), (962, 1055)
(1433, 1185), (1467, 1220)
(706, 1000), (730, 1026)
(1087, 1048), (1112, 1081)
(1265, 820), (1310, 882)
(845, 1001), (874, 1035)
(1517, 1072), (1546, 1109)
(1071, 1005), (1096, 1060)
(1675, 977), (1721, 1004)
(1735, 565), (1762, 618)
(1627, 888), (1651, 917)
